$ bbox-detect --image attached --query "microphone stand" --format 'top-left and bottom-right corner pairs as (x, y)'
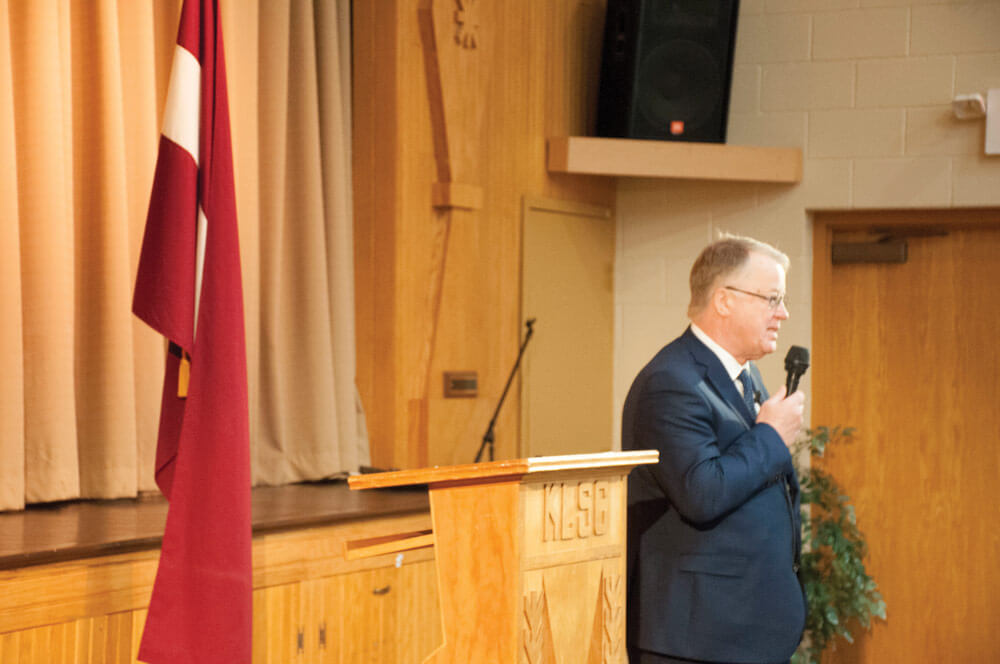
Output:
(474, 318), (536, 463)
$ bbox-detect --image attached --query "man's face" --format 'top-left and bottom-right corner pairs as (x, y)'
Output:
(724, 252), (789, 363)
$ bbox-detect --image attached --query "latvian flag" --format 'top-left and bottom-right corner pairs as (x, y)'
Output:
(132, 0), (252, 662)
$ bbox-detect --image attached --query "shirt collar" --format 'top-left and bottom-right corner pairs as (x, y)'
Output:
(690, 322), (748, 381)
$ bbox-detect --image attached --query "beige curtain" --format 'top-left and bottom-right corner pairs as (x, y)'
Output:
(0, 0), (366, 512)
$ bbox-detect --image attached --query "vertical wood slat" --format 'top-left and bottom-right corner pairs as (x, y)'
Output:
(129, 608), (146, 664)
(351, 0), (399, 471)
(341, 568), (383, 663)
(306, 575), (340, 664)
(298, 576), (316, 663)
(17, 623), (37, 663)
(110, 612), (132, 663)
(28, 620), (53, 663)
(52, 620), (74, 664)
(86, 615), (108, 664)
(396, 559), (443, 660)
(252, 581), (302, 664)
(1, 630), (20, 663)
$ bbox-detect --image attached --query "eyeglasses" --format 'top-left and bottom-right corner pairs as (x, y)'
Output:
(724, 286), (786, 310)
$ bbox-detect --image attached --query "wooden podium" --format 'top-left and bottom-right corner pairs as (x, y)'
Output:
(348, 451), (658, 663)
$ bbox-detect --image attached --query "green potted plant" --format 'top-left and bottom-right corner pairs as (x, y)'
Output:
(790, 426), (887, 664)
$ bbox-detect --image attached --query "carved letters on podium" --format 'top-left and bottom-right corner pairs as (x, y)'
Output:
(542, 480), (610, 542)
(519, 475), (626, 663)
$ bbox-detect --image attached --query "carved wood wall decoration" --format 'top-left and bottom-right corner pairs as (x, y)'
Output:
(454, 0), (479, 49)
(418, 0), (490, 210)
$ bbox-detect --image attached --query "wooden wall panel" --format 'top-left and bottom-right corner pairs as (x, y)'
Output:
(394, 558), (442, 659)
(352, 0), (400, 470)
(353, 0), (616, 469)
(306, 576), (341, 663)
(0, 612), (134, 664)
(0, 513), (437, 663)
(129, 609), (146, 664)
(253, 582), (303, 664)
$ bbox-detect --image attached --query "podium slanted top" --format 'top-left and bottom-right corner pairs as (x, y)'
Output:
(348, 450), (659, 491)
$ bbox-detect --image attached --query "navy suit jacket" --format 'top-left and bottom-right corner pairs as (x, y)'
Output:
(623, 328), (805, 663)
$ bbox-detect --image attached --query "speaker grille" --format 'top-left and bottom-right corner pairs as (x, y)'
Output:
(597, 0), (740, 143)
(636, 40), (722, 136)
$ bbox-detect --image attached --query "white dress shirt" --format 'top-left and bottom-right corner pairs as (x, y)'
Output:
(690, 323), (756, 410)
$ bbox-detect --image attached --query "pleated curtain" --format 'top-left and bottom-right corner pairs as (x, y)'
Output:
(0, 0), (366, 512)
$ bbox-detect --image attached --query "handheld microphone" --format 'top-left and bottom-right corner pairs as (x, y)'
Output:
(784, 346), (810, 395)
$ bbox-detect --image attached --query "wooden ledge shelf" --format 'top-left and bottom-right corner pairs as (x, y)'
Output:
(547, 136), (803, 183)
(0, 482), (430, 571)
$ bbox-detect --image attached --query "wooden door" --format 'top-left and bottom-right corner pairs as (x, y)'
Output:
(391, 559), (442, 662)
(813, 212), (1000, 663)
(520, 196), (614, 457)
(253, 581), (305, 664)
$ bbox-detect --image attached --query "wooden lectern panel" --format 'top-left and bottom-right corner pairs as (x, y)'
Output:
(519, 473), (627, 664)
(424, 479), (521, 663)
(348, 451), (657, 664)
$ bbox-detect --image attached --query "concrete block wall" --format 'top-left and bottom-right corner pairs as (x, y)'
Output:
(613, 0), (1000, 445)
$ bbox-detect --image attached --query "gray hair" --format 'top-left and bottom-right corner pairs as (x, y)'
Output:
(687, 233), (789, 316)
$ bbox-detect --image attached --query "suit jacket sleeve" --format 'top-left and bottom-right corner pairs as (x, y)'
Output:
(636, 366), (794, 526)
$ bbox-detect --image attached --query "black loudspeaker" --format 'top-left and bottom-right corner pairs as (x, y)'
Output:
(596, 0), (740, 143)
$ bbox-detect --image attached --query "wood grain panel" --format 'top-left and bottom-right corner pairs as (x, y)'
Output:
(351, 0), (400, 470)
(0, 512), (435, 663)
(250, 514), (434, 590)
(524, 561), (603, 661)
(0, 548), (160, 635)
(1, 631), (20, 663)
(0, 613), (135, 664)
(253, 582), (303, 664)
(813, 213), (1000, 663)
(395, 558), (443, 661)
(425, 480), (521, 662)
(1, 566), (438, 664)
(129, 609), (146, 663)
(341, 567), (387, 663)
(354, 0), (616, 470)
(307, 575), (340, 664)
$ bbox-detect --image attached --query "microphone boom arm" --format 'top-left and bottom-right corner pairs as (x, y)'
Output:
(474, 318), (536, 463)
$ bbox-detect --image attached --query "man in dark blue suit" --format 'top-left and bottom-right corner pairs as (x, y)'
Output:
(623, 235), (807, 664)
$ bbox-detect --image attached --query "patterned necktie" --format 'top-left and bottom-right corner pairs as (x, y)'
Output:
(737, 369), (757, 418)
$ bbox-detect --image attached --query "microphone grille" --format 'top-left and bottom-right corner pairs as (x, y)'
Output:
(784, 345), (810, 370)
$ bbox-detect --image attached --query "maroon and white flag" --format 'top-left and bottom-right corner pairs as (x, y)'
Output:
(132, 0), (251, 661)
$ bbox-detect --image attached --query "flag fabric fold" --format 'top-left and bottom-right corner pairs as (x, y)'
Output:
(132, 0), (251, 661)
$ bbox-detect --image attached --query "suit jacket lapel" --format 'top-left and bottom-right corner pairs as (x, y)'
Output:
(681, 328), (756, 425)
